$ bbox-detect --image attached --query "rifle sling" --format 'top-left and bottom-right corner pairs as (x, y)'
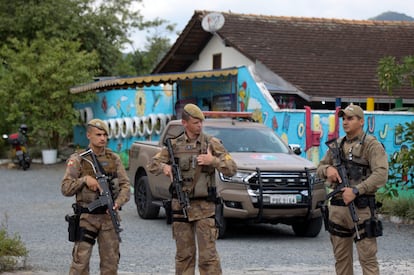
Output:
(92, 152), (107, 176)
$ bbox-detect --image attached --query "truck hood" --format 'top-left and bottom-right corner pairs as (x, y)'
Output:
(230, 152), (316, 171)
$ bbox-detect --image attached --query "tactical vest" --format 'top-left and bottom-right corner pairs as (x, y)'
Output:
(339, 135), (374, 185)
(76, 149), (119, 206)
(172, 132), (215, 198)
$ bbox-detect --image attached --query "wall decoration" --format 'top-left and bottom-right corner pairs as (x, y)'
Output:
(135, 88), (146, 116)
(379, 123), (389, 139)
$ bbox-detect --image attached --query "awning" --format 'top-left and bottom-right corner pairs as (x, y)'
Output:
(70, 68), (239, 94)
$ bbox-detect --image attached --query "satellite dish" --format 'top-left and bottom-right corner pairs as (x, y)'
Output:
(201, 12), (225, 33)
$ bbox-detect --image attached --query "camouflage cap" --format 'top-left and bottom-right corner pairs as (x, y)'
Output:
(183, 103), (205, 120)
(87, 119), (109, 134)
(338, 104), (364, 118)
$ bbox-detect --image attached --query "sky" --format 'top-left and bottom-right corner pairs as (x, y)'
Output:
(126, 0), (414, 51)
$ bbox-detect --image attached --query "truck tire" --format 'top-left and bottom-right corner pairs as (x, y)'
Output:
(292, 216), (322, 237)
(134, 176), (160, 219)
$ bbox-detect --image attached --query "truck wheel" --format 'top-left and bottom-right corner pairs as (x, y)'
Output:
(292, 216), (322, 237)
(134, 176), (160, 219)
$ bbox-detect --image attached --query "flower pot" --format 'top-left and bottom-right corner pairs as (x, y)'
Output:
(42, 149), (58, 164)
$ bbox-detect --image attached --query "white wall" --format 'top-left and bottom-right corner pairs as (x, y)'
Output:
(187, 35), (254, 71)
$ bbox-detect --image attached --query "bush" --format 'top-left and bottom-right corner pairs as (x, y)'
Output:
(379, 196), (414, 219)
(0, 222), (28, 271)
(376, 121), (414, 221)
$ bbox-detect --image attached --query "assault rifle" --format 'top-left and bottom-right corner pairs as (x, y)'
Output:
(165, 138), (190, 218)
(325, 139), (360, 240)
(80, 149), (122, 242)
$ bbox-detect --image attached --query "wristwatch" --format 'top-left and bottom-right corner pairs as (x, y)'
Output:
(352, 187), (359, 196)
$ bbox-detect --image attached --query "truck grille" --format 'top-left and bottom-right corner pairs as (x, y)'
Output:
(247, 170), (316, 208)
(248, 171), (310, 190)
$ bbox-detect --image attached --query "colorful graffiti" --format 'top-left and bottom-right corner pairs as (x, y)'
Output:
(73, 66), (414, 180)
(74, 85), (174, 167)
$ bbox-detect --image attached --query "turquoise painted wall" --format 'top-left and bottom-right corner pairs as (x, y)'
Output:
(73, 66), (413, 186)
(236, 66), (413, 190)
(74, 85), (174, 166)
(236, 66), (413, 164)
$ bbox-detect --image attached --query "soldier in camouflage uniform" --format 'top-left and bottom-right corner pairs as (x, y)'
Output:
(148, 104), (237, 275)
(61, 119), (130, 275)
(317, 105), (388, 275)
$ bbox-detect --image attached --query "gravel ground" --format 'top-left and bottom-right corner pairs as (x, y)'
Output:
(1, 161), (414, 275)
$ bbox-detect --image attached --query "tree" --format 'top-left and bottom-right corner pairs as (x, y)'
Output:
(130, 36), (173, 75)
(0, 0), (168, 76)
(0, 37), (98, 149)
(0, 0), (177, 151)
(125, 18), (177, 75)
(0, 1), (177, 253)
(377, 55), (414, 95)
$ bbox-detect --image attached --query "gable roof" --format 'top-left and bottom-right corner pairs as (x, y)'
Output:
(153, 10), (414, 103)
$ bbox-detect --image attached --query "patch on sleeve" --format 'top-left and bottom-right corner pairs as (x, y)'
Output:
(67, 159), (75, 167)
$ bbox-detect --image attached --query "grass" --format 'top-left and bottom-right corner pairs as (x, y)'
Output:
(378, 196), (414, 220)
(0, 215), (28, 271)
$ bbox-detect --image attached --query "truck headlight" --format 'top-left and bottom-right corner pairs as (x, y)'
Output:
(219, 171), (252, 183)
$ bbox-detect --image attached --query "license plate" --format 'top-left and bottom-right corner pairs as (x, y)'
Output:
(270, 194), (298, 204)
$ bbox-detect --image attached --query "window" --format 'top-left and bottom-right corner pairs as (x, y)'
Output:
(212, 54), (222, 69)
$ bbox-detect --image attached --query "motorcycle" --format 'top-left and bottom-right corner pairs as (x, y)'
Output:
(2, 125), (31, 170)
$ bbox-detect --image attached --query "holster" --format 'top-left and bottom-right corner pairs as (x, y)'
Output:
(318, 202), (330, 231)
(163, 200), (173, 225)
(65, 213), (80, 242)
(214, 197), (224, 229)
(364, 217), (383, 238)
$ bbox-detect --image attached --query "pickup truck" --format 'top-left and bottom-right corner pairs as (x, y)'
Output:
(128, 113), (326, 238)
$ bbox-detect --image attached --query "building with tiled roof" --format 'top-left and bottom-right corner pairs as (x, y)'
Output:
(154, 10), (414, 110)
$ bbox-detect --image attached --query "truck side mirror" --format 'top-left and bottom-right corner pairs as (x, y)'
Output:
(289, 144), (302, 155)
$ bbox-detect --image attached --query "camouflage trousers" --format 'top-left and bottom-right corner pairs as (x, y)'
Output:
(329, 205), (379, 275)
(69, 213), (120, 275)
(172, 218), (221, 275)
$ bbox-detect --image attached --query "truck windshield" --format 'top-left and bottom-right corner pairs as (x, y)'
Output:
(204, 126), (290, 153)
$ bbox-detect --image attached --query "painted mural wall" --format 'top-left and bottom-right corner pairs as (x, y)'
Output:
(74, 84), (175, 166)
(237, 66), (414, 189)
(73, 66), (413, 188)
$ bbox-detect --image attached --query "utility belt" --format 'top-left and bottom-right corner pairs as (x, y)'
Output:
(167, 187), (222, 226)
(330, 194), (375, 209)
(167, 199), (223, 227)
(73, 204), (108, 215)
(171, 186), (218, 201)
